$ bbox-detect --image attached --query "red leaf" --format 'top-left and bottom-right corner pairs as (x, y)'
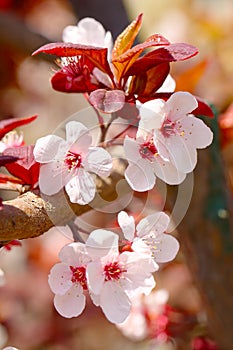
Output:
(192, 97), (214, 118)
(0, 155), (19, 167)
(32, 43), (113, 77)
(112, 13), (143, 60)
(51, 70), (99, 93)
(3, 145), (39, 187)
(89, 89), (125, 113)
(0, 173), (23, 184)
(127, 43), (198, 76)
(0, 115), (37, 139)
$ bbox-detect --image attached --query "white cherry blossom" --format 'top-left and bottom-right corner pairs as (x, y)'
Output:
(85, 230), (158, 324)
(48, 242), (91, 318)
(139, 92), (213, 173)
(123, 133), (186, 192)
(118, 211), (179, 263)
(33, 121), (112, 204)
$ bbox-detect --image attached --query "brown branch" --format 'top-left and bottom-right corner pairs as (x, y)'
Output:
(0, 160), (126, 241)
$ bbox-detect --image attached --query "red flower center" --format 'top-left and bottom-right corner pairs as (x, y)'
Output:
(104, 261), (126, 281)
(70, 266), (88, 290)
(64, 150), (82, 171)
(139, 138), (158, 161)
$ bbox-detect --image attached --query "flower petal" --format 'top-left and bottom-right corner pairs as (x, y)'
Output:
(54, 284), (86, 318)
(123, 136), (140, 163)
(0, 268), (5, 286)
(66, 121), (92, 153)
(139, 99), (165, 131)
(39, 162), (64, 195)
(86, 229), (119, 259)
(65, 169), (96, 204)
(165, 92), (198, 122)
(136, 212), (170, 238)
(180, 115), (213, 149)
(100, 281), (131, 323)
(48, 263), (72, 295)
(125, 159), (156, 192)
(152, 234), (180, 263)
(83, 147), (112, 177)
(118, 211), (135, 241)
(153, 156), (186, 185)
(86, 260), (105, 294)
(33, 135), (66, 163)
(59, 242), (90, 266)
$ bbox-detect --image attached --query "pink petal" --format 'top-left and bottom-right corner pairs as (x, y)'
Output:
(153, 157), (186, 185)
(66, 121), (92, 153)
(139, 99), (165, 131)
(54, 284), (86, 318)
(39, 162), (64, 195)
(136, 212), (170, 238)
(89, 89), (125, 113)
(179, 115), (213, 149)
(65, 169), (96, 204)
(86, 260), (105, 294)
(165, 92), (198, 122)
(59, 242), (90, 266)
(33, 135), (66, 163)
(118, 211), (135, 241)
(123, 136), (140, 163)
(153, 234), (180, 263)
(48, 263), (72, 295)
(83, 147), (112, 177)
(125, 159), (156, 192)
(100, 281), (131, 323)
(86, 229), (119, 259)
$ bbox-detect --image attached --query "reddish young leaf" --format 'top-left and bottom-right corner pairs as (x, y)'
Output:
(0, 155), (19, 167)
(112, 34), (170, 82)
(127, 43), (198, 76)
(0, 115), (37, 139)
(3, 145), (39, 187)
(89, 89), (125, 113)
(128, 73), (147, 97)
(112, 13), (143, 60)
(0, 173), (23, 184)
(32, 43), (113, 77)
(51, 70), (100, 93)
(129, 63), (170, 97)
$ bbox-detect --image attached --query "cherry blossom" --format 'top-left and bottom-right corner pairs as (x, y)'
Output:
(62, 17), (113, 53)
(48, 242), (91, 318)
(118, 211), (179, 263)
(0, 131), (24, 152)
(139, 92), (213, 173)
(123, 133), (186, 192)
(85, 230), (158, 324)
(33, 121), (112, 204)
(0, 268), (6, 286)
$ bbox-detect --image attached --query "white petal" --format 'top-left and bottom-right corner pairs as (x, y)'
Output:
(136, 212), (170, 238)
(83, 147), (112, 177)
(86, 261), (105, 294)
(89, 292), (100, 306)
(153, 156), (186, 185)
(179, 115), (213, 149)
(161, 134), (197, 173)
(66, 121), (92, 152)
(65, 169), (96, 204)
(123, 136), (140, 163)
(54, 284), (86, 318)
(100, 281), (131, 323)
(59, 242), (90, 266)
(152, 234), (180, 263)
(139, 99), (165, 131)
(165, 92), (198, 122)
(0, 268), (5, 286)
(125, 159), (156, 192)
(157, 74), (176, 93)
(86, 229), (119, 259)
(34, 135), (66, 163)
(128, 275), (156, 298)
(39, 162), (64, 195)
(118, 211), (135, 241)
(131, 238), (152, 255)
(48, 263), (72, 295)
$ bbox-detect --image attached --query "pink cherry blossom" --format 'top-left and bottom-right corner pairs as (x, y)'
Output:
(85, 230), (158, 324)
(123, 133), (186, 192)
(0, 131), (24, 152)
(139, 92), (213, 173)
(33, 121), (112, 204)
(48, 242), (91, 318)
(118, 211), (179, 263)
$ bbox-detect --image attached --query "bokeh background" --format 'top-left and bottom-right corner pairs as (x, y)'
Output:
(0, 1), (233, 349)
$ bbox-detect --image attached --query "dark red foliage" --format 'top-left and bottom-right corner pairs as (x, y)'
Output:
(0, 115), (37, 139)
(0, 155), (19, 167)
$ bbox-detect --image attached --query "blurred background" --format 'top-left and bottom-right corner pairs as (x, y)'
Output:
(0, 0), (233, 349)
